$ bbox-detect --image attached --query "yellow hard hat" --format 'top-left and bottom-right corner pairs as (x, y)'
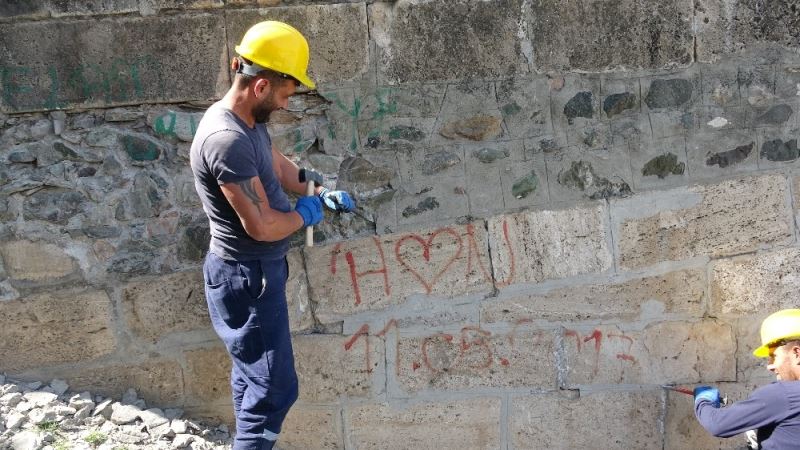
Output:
(235, 21), (315, 89)
(753, 309), (800, 358)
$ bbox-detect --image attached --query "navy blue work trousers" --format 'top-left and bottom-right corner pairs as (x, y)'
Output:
(203, 251), (298, 450)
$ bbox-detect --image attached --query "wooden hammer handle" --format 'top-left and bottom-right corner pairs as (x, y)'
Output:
(305, 181), (315, 247)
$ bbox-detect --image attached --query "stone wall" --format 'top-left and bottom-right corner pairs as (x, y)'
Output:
(2, 0), (799, 448)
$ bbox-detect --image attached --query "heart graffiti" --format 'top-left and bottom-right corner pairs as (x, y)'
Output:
(394, 227), (464, 294)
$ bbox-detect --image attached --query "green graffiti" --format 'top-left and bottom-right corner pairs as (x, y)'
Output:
(1, 66), (33, 109)
(1, 57), (161, 111)
(154, 111), (178, 137)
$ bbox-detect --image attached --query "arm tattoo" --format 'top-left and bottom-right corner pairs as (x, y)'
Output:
(236, 179), (264, 213)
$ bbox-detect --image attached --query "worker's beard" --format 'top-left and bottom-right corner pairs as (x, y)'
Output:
(253, 92), (280, 123)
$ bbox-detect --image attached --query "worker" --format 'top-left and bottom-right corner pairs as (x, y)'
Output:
(189, 21), (354, 450)
(694, 308), (800, 449)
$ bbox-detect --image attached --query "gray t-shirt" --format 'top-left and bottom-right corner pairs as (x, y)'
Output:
(190, 103), (291, 261)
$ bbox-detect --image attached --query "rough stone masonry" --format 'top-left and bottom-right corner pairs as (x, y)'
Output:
(1, 0), (800, 448)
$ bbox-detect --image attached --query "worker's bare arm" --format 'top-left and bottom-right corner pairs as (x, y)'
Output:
(220, 176), (303, 242)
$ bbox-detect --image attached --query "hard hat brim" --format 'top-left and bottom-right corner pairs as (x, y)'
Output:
(753, 344), (770, 358)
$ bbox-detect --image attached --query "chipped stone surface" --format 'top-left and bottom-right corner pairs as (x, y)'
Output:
(183, 346), (231, 405)
(370, 0), (526, 83)
(308, 221), (493, 323)
(64, 360), (184, 406)
(0, 14), (227, 112)
(0, 289), (115, 371)
(711, 248), (800, 316)
(293, 334), (383, 402)
(512, 390), (662, 449)
(614, 175), (793, 269)
(488, 205), (613, 286)
(483, 268), (705, 323)
(563, 321), (735, 386)
(0, 240), (78, 282)
(396, 327), (557, 392)
(121, 271), (209, 343)
(286, 248), (313, 333)
(348, 397), (501, 449)
(279, 406), (342, 450)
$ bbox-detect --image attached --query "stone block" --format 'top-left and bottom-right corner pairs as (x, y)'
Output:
(64, 359), (184, 406)
(0, 288), (115, 371)
(563, 320), (735, 386)
(700, 64), (742, 106)
(286, 249), (313, 334)
(358, 117), (435, 154)
(482, 268), (705, 324)
(183, 345), (231, 404)
(546, 145), (634, 202)
(147, 109), (204, 142)
(370, 0), (528, 83)
(711, 248), (800, 316)
(642, 72), (702, 113)
(396, 145), (466, 184)
(613, 174), (793, 269)
(664, 381), (764, 450)
(279, 406), (342, 450)
(488, 205), (613, 287)
(499, 146), (550, 212)
(525, 0), (692, 70)
(729, 316), (776, 385)
(649, 109), (697, 139)
(600, 76), (642, 119)
(48, 0), (138, 16)
(433, 81), (504, 143)
(759, 128), (800, 169)
(511, 390), (662, 449)
(225, 4), (369, 85)
(121, 271), (210, 343)
(495, 76), (552, 138)
(0, 240), (78, 282)
(347, 397), (501, 449)
(318, 87), (362, 154)
(293, 334), (383, 402)
(0, 1), (49, 20)
(393, 181), (470, 229)
(550, 74), (601, 133)
(0, 14), (227, 113)
(695, 2), (800, 60)
(396, 326), (557, 392)
(629, 136), (689, 191)
(307, 221), (493, 323)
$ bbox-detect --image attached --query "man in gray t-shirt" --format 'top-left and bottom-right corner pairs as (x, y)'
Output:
(189, 21), (354, 450)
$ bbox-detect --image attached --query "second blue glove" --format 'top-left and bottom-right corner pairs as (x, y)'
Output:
(319, 188), (355, 212)
(295, 196), (323, 226)
(693, 385), (720, 408)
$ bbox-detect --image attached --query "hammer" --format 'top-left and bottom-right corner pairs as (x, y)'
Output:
(298, 168), (323, 247)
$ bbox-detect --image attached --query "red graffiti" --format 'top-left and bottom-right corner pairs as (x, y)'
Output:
(331, 236), (389, 306)
(329, 222), (514, 307)
(395, 228), (464, 294)
(344, 324), (372, 373)
(565, 329), (637, 376)
(495, 219), (516, 288)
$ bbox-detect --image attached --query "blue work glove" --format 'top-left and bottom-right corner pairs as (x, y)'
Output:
(295, 196), (323, 227)
(694, 386), (720, 408)
(319, 187), (355, 212)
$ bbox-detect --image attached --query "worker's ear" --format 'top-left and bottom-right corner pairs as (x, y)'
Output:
(252, 77), (270, 97)
(791, 343), (800, 364)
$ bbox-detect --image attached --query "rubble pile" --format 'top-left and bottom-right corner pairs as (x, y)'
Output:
(0, 374), (233, 450)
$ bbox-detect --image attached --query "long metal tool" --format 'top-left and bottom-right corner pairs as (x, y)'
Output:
(661, 385), (729, 405)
